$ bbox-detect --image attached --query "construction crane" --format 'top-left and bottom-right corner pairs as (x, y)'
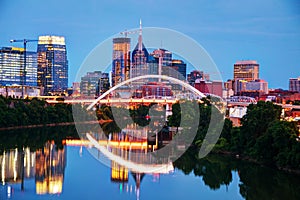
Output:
(10, 39), (38, 99)
(120, 29), (138, 38)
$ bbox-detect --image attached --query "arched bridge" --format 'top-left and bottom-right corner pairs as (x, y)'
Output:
(87, 75), (207, 110)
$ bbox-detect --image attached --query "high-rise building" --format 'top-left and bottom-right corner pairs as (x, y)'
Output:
(0, 47), (37, 86)
(151, 48), (172, 77)
(289, 77), (300, 93)
(80, 71), (109, 97)
(96, 72), (110, 96)
(112, 37), (131, 86)
(233, 60), (259, 81)
(131, 20), (149, 79)
(171, 59), (186, 80)
(37, 35), (68, 95)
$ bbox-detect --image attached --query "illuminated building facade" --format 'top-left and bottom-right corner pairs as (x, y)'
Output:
(233, 60), (259, 81)
(0, 47), (37, 86)
(37, 36), (68, 95)
(80, 71), (109, 97)
(112, 38), (131, 86)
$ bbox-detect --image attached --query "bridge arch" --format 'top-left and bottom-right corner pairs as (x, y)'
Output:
(87, 75), (207, 110)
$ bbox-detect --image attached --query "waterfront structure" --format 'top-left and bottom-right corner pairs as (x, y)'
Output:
(80, 71), (109, 97)
(289, 77), (300, 93)
(233, 60), (259, 81)
(0, 47), (37, 86)
(37, 36), (68, 95)
(112, 37), (131, 86)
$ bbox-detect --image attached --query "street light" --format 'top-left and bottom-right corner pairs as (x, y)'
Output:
(10, 39), (38, 98)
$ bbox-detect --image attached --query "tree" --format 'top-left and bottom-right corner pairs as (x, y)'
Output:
(240, 101), (282, 153)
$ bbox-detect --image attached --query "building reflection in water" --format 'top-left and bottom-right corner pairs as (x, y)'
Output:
(0, 141), (66, 196)
(101, 122), (168, 200)
(0, 147), (35, 184)
(35, 141), (66, 195)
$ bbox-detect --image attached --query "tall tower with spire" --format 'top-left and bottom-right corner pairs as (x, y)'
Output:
(131, 20), (149, 79)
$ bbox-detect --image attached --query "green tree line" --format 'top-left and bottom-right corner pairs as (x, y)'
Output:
(0, 95), (73, 128)
(168, 100), (300, 171)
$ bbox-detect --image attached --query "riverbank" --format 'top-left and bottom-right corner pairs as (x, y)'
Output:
(213, 150), (300, 175)
(0, 119), (113, 131)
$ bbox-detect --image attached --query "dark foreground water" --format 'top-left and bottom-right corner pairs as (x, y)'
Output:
(1, 126), (300, 200)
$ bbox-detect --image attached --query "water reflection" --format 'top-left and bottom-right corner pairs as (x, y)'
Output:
(174, 148), (300, 200)
(0, 126), (300, 200)
(35, 141), (66, 195)
(0, 141), (66, 195)
(0, 126), (76, 198)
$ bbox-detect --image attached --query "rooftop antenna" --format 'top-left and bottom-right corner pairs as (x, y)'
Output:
(138, 19), (143, 51)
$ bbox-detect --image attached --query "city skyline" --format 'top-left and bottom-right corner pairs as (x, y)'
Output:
(0, 0), (299, 89)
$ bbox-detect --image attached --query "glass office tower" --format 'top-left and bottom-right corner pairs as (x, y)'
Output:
(0, 47), (37, 86)
(37, 36), (68, 95)
(112, 37), (131, 87)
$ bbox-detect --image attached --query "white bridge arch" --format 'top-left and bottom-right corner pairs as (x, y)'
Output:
(87, 74), (207, 110)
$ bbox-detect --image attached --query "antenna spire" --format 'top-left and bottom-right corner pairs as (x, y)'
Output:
(138, 19), (143, 51)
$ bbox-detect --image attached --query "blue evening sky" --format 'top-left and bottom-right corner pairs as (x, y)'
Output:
(0, 0), (299, 89)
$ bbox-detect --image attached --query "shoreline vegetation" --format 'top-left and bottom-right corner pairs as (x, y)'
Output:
(167, 99), (300, 175)
(0, 95), (113, 130)
(1, 95), (300, 174)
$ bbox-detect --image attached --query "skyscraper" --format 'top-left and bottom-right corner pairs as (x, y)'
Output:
(233, 60), (259, 95)
(0, 47), (37, 86)
(131, 20), (149, 79)
(37, 36), (68, 95)
(112, 37), (131, 86)
(289, 77), (300, 93)
(233, 60), (259, 81)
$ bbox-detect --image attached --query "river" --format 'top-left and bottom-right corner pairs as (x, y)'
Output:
(0, 126), (300, 200)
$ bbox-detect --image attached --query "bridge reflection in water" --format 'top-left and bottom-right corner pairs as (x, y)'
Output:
(65, 120), (178, 200)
